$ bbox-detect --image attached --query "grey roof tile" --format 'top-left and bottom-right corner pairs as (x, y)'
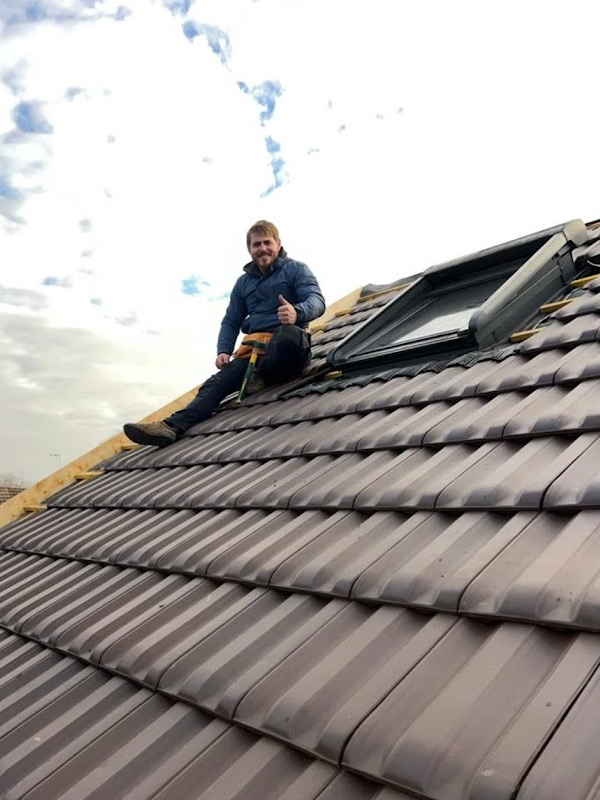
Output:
(0, 630), (346, 800)
(436, 436), (597, 511)
(353, 375), (425, 412)
(518, 314), (600, 354)
(158, 592), (338, 717)
(153, 509), (288, 574)
(461, 510), (600, 629)
(354, 444), (499, 512)
(355, 403), (457, 449)
(407, 363), (507, 404)
(544, 436), (600, 510)
(235, 608), (455, 762)
(47, 469), (144, 508)
(17, 562), (149, 646)
(288, 451), (404, 510)
(205, 510), (350, 585)
(550, 291), (600, 320)
(315, 772), (414, 799)
(101, 581), (261, 686)
(0, 663), (157, 799)
(503, 381), (600, 437)
(220, 424), (307, 460)
(352, 511), (535, 611)
(55, 572), (196, 663)
(0, 633), (95, 740)
(151, 463), (253, 509)
(553, 341), (600, 383)
(474, 351), (563, 394)
(302, 413), (390, 456)
(343, 620), (600, 799)
(0, 507), (104, 553)
(269, 511), (429, 597)
(516, 663), (600, 800)
(234, 455), (346, 509)
(422, 393), (539, 445)
(73, 508), (205, 565)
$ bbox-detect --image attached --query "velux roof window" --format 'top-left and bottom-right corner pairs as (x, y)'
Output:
(329, 219), (588, 371)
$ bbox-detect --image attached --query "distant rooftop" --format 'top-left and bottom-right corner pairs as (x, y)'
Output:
(0, 486), (22, 504)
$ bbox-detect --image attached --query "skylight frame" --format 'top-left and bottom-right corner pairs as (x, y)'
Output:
(328, 220), (588, 371)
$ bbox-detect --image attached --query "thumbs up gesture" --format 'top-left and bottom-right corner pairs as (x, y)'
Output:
(277, 294), (297, 325)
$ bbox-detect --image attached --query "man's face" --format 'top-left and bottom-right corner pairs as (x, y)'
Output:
(249, 232), (281, 272)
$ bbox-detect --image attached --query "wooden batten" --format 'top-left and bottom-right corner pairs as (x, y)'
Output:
(308, 287), (362, 331)
(509, 328), (540, 343)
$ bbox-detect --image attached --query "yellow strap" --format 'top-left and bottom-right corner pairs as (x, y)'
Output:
(233, 331), (274, 359)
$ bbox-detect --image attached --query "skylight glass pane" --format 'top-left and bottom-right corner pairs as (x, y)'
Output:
(391, 307), (475, 344)
(386, 274), (506, 347)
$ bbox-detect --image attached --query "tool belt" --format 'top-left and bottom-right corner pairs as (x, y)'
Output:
(233, 332), (274, 359)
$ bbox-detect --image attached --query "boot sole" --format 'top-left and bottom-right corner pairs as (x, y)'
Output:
(123, 424), (176, 448)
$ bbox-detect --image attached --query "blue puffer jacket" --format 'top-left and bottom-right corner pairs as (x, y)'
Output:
(217, 248), (326, 355)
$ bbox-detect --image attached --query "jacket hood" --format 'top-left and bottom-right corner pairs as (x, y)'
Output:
(243, 246), (288, 276)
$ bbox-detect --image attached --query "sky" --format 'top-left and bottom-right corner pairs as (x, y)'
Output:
(1, 0), (600, 484)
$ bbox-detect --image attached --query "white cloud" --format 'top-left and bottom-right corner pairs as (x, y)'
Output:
(1, 0), (600, 481)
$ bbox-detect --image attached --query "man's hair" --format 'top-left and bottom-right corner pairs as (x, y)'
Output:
(246, 220), (280, 248)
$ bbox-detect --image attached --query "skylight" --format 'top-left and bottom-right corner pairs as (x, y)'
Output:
(329, 220), (588, 371)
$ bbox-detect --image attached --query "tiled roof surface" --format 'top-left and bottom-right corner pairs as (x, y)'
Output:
(0, 486), (22, 504)
(4, 261), (600, 798)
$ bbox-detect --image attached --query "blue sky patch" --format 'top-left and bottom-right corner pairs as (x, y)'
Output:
(262, 136), (287, 197)
(182, 275), (210, 296)
(164, 0), (192, 14)
(238, 80), (282, 124)
(182, 21), (231, 64)
(42, 276), (72, 288)
(0, 174), (20, 199)
(114, 5), (132, 21)
(12, 101), (53, 134)
(24, 3), (46, 21)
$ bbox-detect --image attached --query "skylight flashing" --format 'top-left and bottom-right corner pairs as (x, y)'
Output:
(329, 219), (588, 371)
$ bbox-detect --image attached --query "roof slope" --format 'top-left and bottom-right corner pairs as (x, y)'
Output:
(3, 264), (600, 799)
(0, 486), (22, 504)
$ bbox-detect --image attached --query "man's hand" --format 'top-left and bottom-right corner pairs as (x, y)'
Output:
(277, 295), (297, 325)
(216, 353), (230, 369)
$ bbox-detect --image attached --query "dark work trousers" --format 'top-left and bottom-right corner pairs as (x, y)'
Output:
(165, 325), (311, 433)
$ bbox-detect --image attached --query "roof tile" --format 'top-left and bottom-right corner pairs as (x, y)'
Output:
(344, 620), (600, 799)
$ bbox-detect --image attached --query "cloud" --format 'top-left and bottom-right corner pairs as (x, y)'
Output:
(12, 100), (54, 133)
(0, 286), (47, 311)
(65, 86), (85, 100)
(182, 21), (231, 64)
(0, 0), (133, 32)
(237, 79), (282, 123)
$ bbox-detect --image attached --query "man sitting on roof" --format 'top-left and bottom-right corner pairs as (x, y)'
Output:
(123, 220), (326, 448)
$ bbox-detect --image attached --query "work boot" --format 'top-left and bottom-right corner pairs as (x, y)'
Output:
(123, 420), (178, 448)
